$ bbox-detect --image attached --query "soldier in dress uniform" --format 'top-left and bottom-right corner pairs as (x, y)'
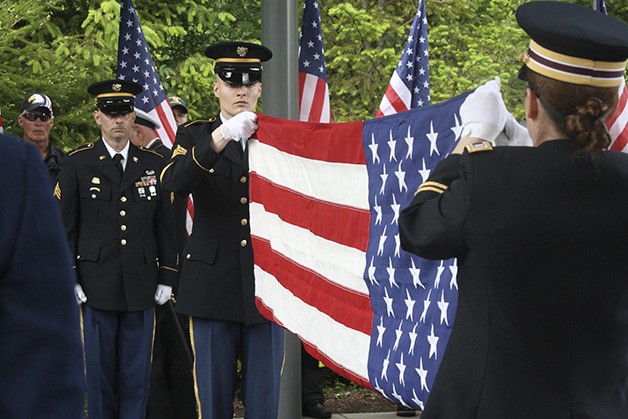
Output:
(161, 41), (285, 419)
(55, 79), (178, 419)
(399, 2), (628, 418)
(132, 107), (198, 419)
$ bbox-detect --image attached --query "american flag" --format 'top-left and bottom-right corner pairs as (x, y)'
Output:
(250, 89), (470, 408)
(116, 0), (177, 147)
(0, 108), (3, 134)
(116, 0), (193, 234)
(375, 0), (430, 117)
(597, 0), (628, 152)
(299, 0), (331, 123)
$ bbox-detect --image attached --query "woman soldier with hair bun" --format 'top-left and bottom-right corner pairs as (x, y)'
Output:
(399, 2), (628, 418)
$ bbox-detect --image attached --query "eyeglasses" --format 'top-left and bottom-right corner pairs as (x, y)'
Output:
(22, 112), (53, 122)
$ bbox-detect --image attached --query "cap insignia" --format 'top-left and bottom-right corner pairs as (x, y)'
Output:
(112, 83), (122, 92)
(237, 46), (248, 57)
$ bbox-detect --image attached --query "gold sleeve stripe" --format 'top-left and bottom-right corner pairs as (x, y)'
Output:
(53, 182), (62, 200)
(416, 186), (448, 195)
(160, 266), (179, 272)
(415, 181), (448, 196)
(192, 146), (214, 173)
(159, 162), (174, 183)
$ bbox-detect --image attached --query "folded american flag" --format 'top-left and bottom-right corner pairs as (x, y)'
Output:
(250, 89), (470, 408)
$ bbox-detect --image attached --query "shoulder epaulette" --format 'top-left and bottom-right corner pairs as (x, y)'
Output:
(184, 117), (216, 128)
(138, 146), (164, 158)
(68, 142), (94, 156)
(465, 141), (494, 154)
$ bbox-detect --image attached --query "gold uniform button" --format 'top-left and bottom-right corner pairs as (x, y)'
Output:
(241, 218), (248, 226)
(209, 168), (215, 173)
(186, 254), (191, 259)
(121, 225), (127, 231)
(240, 176), (247, 183)
(120, 196), (127, 203)
(91, 194), (97, 199)
(120, 210), (126, 216)
(240, 239), (247, 247)
(76, 255), (81, 260)
(121, 239), (127, 246)
(240, 197), (248, 204)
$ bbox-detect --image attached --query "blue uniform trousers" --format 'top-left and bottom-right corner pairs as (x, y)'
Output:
(82, 306), (154, 419)
(190, 318), (284, 419)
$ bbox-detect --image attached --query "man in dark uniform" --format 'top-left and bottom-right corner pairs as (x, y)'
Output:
(0, 132), (84, 418)
(55, 80), (178, 419)
(399, 2), (628, 418)
(161, 41), (285, 419)
(17, 92), (66, 181)
(131, 107), (198, 419)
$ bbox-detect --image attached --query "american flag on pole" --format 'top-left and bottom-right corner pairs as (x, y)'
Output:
(116, 0), (177, 148)
(375, 0), (430, 117)
(250, 89), (470, 408)
(597, 0), (628, 152)
(299, 0), (331, 123)
(116, 0), (194, 233)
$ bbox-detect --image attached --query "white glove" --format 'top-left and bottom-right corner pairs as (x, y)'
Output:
(495, 113), (533, 147)
(460, 77), (508, 143)
(75, 284), (87, 305)
(154, 284), (173, 305)
(219, 111), (258, 141)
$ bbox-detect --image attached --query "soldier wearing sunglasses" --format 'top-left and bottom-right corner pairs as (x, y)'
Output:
(17, 93), (66, 182)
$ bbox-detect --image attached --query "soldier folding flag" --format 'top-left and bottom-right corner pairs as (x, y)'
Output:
(250, 89), (470, 409)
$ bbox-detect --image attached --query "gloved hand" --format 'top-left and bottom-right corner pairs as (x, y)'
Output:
(494, 112), (533, 147)
(154, 284), (173, 305)
(75, 284), (87, 305)
(460, 77), (508, 143)
(220, 111), (258, 141)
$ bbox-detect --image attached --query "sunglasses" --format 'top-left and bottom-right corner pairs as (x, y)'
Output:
(22, 112), (53, 122)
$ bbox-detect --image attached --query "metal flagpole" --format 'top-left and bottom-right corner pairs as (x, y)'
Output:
(261, 1), (301, 418)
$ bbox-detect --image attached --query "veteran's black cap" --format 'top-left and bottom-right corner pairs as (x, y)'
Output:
(87, 79), (143, 115)
(516, 1), (628, 87)
(20, 93), (53, 114)
(205, 41), (273, 86)
(168, 96), (188, 113)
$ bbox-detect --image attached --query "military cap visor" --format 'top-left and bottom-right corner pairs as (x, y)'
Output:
(205, 41), (272, 86)
(87, 80), (143, 114)
(516, 1), (628, 87)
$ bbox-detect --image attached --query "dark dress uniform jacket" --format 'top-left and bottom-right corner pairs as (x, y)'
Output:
(399, 140), (628, 419)
(162, 117), (266, 325)
(56, 138), (177, 311)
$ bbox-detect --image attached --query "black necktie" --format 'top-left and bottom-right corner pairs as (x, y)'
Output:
(113, 153), (124, 176)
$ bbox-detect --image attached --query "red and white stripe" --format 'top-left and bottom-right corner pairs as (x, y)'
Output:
(375, 71), (411, 117)
(608, 80), (628, 153)
(250, 114), (373, 388)
(299, 72), (331, 123)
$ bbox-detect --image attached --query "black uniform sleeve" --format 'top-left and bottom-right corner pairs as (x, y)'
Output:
(161, 121), (223, 196)
(55, 154), (80, 260)
(155, 161), (179, 287)
(399, 152), (472, 260)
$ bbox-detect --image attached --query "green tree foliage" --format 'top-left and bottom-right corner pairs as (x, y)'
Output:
(1, 0), (626, 147)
